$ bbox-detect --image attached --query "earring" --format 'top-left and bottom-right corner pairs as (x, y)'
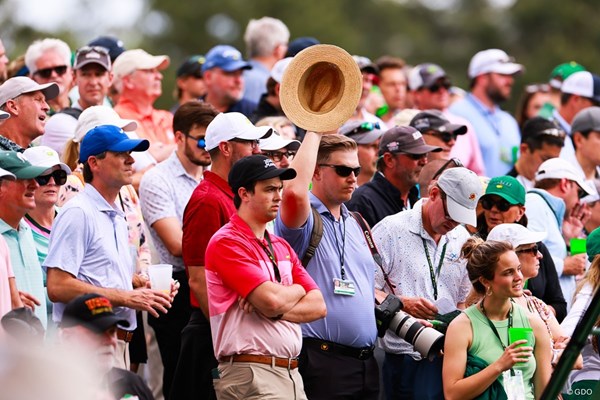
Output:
(486, 286), (493, 297)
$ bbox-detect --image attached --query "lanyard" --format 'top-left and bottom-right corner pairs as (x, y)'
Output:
(480, 300), (513, 350)
(422, 238), (447, 300)
(332, 215), (347, 280)
(257, 231), (281, 283)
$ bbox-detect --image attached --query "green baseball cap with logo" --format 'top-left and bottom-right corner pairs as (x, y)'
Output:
(587, 227), (600, 262)
(483, 175), (526, 205)
(0, 151), (47, 179)
(549, 62), (586, 89)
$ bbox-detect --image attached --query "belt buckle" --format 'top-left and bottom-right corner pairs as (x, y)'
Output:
(358, 348), (370, 360)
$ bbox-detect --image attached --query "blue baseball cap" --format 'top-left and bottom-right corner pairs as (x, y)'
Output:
(79, 125), (150, 163)
(201, 45), (251, 73)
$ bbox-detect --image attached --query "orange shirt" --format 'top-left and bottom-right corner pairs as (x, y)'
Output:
(114, 98), (174, 145)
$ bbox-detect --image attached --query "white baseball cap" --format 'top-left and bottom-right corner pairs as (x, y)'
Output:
(0, 166), (15, 181)
(0, 77), (59, 107)
(437, 167), (483, 226)
(0, 110), (9, 120)
(560, 71), (600, 103)
(205, 112), (272, 152)
(259, 131), (300, 152)
(112, 49), (170, 79)
(488, 223), (547, 248)
(23, 146), (72, 174)
(270, 57), (293, 84)
(468, 49), (524, 79)
(74, 106), (138, 143)
(535, 157), (594, 196)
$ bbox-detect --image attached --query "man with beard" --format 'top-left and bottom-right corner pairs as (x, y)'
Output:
(450, 49), (524, 177)
(139, 100), (218, 399)
(347, 126), (441, 227)
(170, 112), (271, 400)
(59, 293), (154, 400)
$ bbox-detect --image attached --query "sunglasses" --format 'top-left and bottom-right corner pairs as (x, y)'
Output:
(34, 65), (68, 79)
(428, 81), (452, 93)
(230, 138), (260, 150)
(516, 244), (539, 256)
(319, 164), (361, 177)
(439, 190), (452, 221)
(35, 169), (67, 186)
(262, 150), (296, 163)
(525, 83), (551, 93)
(423, 130), (458, 144)
(77, 45), (110, 56)
(401, 153), (427, 161)
(432, 158), (464, 181)
(185, 134), (206, 149)
(481, 197), (514, 212)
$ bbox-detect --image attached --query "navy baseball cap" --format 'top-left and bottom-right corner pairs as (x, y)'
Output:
(79, 124), (149, 163)
(61, 293), (129, 333)
(201, 45), (251, 73)
(87, 36), (126, 62)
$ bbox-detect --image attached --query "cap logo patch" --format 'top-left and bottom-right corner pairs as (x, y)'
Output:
(223, 49), (241, 60)
(387, 141), (400, 152)
(412, 131), (422, 140)
(264, 158), (275, 168)
(85, 297), (113, 315)
(468, 193), (477, 201)
(86, 51), (102, 59)
(426, 65), (439, 74)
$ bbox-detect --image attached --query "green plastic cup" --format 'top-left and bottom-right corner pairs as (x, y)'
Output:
(509, 327), (534, 364)
(570, 238), (587, 256)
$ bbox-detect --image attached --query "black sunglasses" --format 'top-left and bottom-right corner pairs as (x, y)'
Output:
(516, 245), (539, 256)
(481, 197), (514, 212)
(262, 150), (296, 163)
(318, 164), (361, 177)
(34, 65), (68, 79)
(432, 158), (464, 181)
(428, 81), (452, 93)
(35, 170), (67, 186)
(424, 130), (458, 144)
(401, 153), (427, 161)
(185, 134), (206, 149)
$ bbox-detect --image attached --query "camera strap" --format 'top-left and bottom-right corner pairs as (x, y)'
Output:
(421, 238), (447, 300)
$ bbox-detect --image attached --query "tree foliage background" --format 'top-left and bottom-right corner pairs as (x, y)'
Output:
(1, 0), (599, 110)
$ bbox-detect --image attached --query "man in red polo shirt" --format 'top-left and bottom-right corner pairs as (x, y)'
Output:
(170, 112), (271, 400)
(206, 155), (325, 399)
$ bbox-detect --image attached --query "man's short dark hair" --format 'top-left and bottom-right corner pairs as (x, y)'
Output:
(232, 181), (257, 209)
(521, 117), (565, 151)
(173, 100), (219, 135)
(82, 152), (106, 183)
(375, 55), (405, 73)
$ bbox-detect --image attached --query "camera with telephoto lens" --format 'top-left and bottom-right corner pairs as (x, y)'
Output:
(375, 294), (445, 359)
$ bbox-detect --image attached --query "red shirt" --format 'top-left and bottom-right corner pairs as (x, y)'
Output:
(182, 170), (235, 308)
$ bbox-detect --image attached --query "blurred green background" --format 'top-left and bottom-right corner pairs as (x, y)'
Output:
(1, 0), (598, 111)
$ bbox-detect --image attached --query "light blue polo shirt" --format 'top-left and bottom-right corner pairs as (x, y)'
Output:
(0, 219), (47, 328)
(44, 184), (135, 329)
(275, 193), (377, 348)
(450, 93), (521, 178)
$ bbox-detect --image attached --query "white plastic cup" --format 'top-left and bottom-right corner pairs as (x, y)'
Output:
(148, 264), (173, 293)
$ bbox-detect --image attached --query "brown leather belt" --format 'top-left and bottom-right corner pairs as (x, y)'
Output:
(221, 354), (299, 369)
(116, 328), (134, 342)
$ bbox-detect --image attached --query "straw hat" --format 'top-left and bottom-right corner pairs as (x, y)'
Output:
(280, 44), (362, 133)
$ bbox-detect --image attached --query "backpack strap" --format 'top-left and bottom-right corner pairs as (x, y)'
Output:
(301, 207), (324, 267)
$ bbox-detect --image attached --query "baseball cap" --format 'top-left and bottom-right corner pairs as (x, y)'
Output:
(270, 57), (293, 84)
(112, 49), (170, 80)
(285, 37), (320, 58)
(79, 125), (150, 163)
(61, 293), (129, 333)
(259, 132), (300, 152)
(177, 55), (205, 78)
(482, 175), (526, 205)
(0, 167), (15, 180)
(560, 71), (600, 103)
(571, 106), (600, 134)
(0, 110), (9, 120)
(205, 112), (272, 152)
(353, 55), (379, 75)
(88, 36), (126, 62)
(437, 167), (483, 226)
(73, 46), (111, 71)
(23, 146), (72, 174)
(535, 157), (594, 196)
(488, 223), (547, 248)
(0, 77), (59, 107)
(75, 106), (138, 143)
(228, 155), (297, 194)
(201, 45), (251, 73)
(0, 151), (48, 179)
(379, 126), (442, 156)
(468, 49), (524, 79)
(586, 227), (600, 262)
(339, 120), (383, 145)
(549, 62), (586, 89)
(409, 110), (467, 136)
(408, 63), (448, 91)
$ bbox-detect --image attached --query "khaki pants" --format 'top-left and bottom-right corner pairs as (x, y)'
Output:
(114, 339), (130, 370)
(213, 361), (307, 400)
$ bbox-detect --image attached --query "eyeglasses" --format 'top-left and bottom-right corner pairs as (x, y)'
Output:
(262, 150), (296, 162)
(423, 130), (458, 144)
(35, 170), (67, 186)
(481, 197), (514, 212)
(318, 164), (361, 177)
(525, 84), (551, 93)
(428, 81), (452, 93)
(439, 190), (452, 221)
(516, 245), (539, 256)
(34, 65), (68, 79)
(185, 134), (206, 149)
(230, 138), (260, 150)
(432, 158), (463, 181)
